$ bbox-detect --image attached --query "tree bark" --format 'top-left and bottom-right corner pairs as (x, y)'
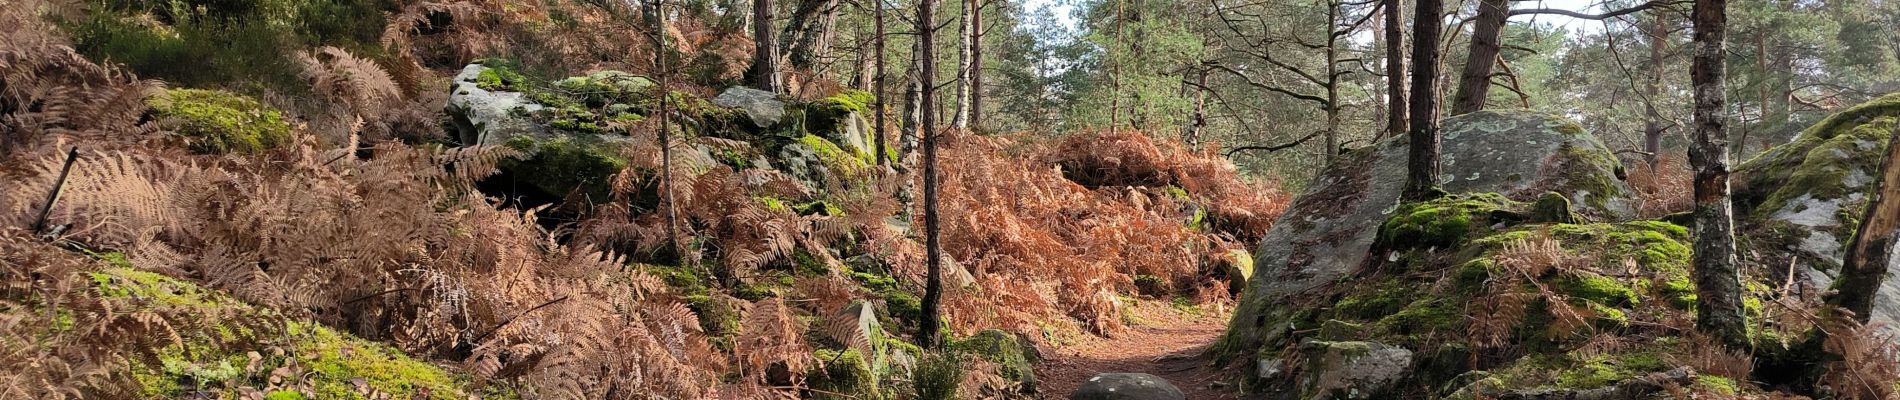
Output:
(874, 0), (887, 166)
(1186, 68), (1207, 148)
(1450, 0), (1508, 116)
(1643, 12), (1667, 167)
(1385, 0), (1408, 141)
(952, 0), (975, 129)
(650, 0), (686, 268)
(917, 0), (944, 349)
(1323, 0), (1341, 163)
(969, 0), (983, 130)
(1826, 122), (1900, 323)
(750, 0), (783, 92)
(781, 0), (838, 71)
(1108, 0), (1125, 130)
(1403, 0), (1444, 201)
(1688, 0), (1748, 350)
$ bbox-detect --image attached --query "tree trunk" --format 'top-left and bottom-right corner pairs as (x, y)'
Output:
(1643, 12), (1667, 168)
(1403, 0), (1444, 201)
(750, 0), (782, 92)
(1826, 122), (1900, 322)
(1688, 0), (1748, 350)
(1323, 0), (1340, 163)
(951, 0), (974, 129)
(917, 0), (944, 349)
(874, 0), (887, 166)
(651, 0), (685, 268)
(1108, 0), (1124, 130)
(1385, 0), (1408, 141)
(969, 0), (983, 130)
(1186, 68), (1207, 148)
(1450, 0), (1508, 116)
(782, 0), (839, 71)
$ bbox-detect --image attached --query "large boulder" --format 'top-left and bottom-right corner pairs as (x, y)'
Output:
(1068, 373), (1185, 400)
(1221, 110), (1637, 355)
(1297, 340), (1413, 399)
(714, 87), (787, 128)
(1734, 93), (1900, 336)
(446, 63), (547, 146)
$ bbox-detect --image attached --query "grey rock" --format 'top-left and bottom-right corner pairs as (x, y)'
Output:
(445, 63), (547, 146)
(777, 140), (829, 187)
(1731, 94), (1900, 340)
(713, 87), (786, 128)
(1069, 373), (1185, 400)
(1299, 341), (1412, 400)
(832, 112), (877, 162)
(1225, 110), (1637, 352)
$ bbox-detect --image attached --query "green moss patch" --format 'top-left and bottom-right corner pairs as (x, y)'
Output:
(148, 88), (293, 154)
(82, 266), (498, 399)
(500, 134), (630, 201)
(810, 349), (881, 399)
(1379, 193), (1522, 250)
(953, 329), (1038, 394)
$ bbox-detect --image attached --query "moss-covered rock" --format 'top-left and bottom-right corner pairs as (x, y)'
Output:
(82, 266), (500, 399)
(1733, 95), (1900, 335)
(810, 348), (882, 399)
(148, 88), (293, 154)
(1224, 207), (1723, 396)
(953, 329), (1039, 394)
(1529, 192), (1582, 224)
(1378, 192), (1523, 250)
(1225, 111), (1638, 365)
(498, 134), (630, 201)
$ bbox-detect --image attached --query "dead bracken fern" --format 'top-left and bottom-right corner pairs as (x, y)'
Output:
(1819, 313), (1900, 400)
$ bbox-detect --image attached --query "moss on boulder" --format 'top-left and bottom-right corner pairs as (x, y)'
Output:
(953, 329), (1039, 394)
(810, 349), (882, 399)
(82, 266), (498, 399)
(1378, 192), (1523, 250)
(499, 134), (630, 201)
(148, 88), (293, 154)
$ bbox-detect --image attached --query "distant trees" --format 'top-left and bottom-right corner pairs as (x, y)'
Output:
(1687, 0), (1747, 350)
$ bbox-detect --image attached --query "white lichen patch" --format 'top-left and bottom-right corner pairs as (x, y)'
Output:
(1798, 231), (1843, 265)
(1771, 195), (1844, 228)
(1844, 169), (1872, 188)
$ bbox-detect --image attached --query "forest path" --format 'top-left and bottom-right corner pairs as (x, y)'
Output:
(1034, 302), (1242, 399)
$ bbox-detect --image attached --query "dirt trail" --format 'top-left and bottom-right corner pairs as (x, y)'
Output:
(1035, 306), (1241, 399)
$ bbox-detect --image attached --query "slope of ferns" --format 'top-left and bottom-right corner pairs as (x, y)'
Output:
(0, 1), (1289, 398)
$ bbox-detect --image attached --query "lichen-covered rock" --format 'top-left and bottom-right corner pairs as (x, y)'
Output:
(1733, 93), (1900, 338)
(446, 63), (548, 146)
(714, 87), (786, 128)
(1298, 340), (1413, 399)
(148, 88), (293, 154)
(1222, 110), (1637, 357)
(1068, 373), (1185, 400)
(953, 329), (1039, 394)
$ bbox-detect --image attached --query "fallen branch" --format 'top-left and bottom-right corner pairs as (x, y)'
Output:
(32, 147), (80, 235)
